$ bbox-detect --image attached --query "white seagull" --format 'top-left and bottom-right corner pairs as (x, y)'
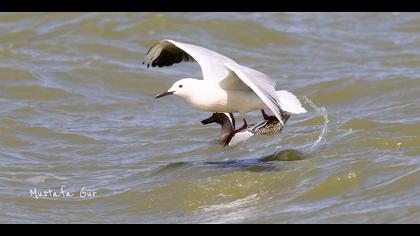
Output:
(144, 39), (307, 143)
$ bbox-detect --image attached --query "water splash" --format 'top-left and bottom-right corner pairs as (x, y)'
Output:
(272, 96), (328, 155)
(301, 96), (329, 153)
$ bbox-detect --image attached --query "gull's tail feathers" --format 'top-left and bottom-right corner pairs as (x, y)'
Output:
(276, 90), (307, 114)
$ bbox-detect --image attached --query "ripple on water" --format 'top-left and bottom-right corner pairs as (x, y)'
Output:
(0, 67), (39, 82)
(22, 128), (102, 145)
(0, 12), (419, 224)
(0, 122), (101, 145)
(0, 85), (82, 101)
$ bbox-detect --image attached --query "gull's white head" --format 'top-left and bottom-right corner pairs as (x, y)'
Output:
(155, 78), (200, 99)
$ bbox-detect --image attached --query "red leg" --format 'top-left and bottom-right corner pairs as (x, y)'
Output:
(261, 109), (269, 120)
(237, 119), (248, 131)
(261, 109), (279, 122)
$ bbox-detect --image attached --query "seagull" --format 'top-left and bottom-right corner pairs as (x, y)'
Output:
(144, 39), (307, 143)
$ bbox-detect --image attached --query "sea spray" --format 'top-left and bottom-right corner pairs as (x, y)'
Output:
(301, 96), (329, 153)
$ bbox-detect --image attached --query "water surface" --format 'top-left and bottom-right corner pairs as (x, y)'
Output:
(0, 12), (419, 223)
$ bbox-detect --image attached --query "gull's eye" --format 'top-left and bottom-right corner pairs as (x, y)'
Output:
(178, 85), (183, 88)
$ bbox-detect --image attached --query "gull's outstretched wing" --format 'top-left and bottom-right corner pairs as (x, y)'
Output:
(143, 39), (235, 82)
(222, 63), (307, 123)
(144, 39), (307, 119)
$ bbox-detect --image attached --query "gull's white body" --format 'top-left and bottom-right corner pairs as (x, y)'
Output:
(145, 39), (307, 124)
(173, 79), (266, 115)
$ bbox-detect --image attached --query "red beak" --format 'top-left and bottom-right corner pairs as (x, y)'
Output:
(155, 91), (174, 99)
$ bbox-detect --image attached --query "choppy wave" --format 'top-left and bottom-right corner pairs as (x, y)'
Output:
(0, 12), (419, 223)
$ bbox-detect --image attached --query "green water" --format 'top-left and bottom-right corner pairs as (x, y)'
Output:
(0, 12), (419, 223)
